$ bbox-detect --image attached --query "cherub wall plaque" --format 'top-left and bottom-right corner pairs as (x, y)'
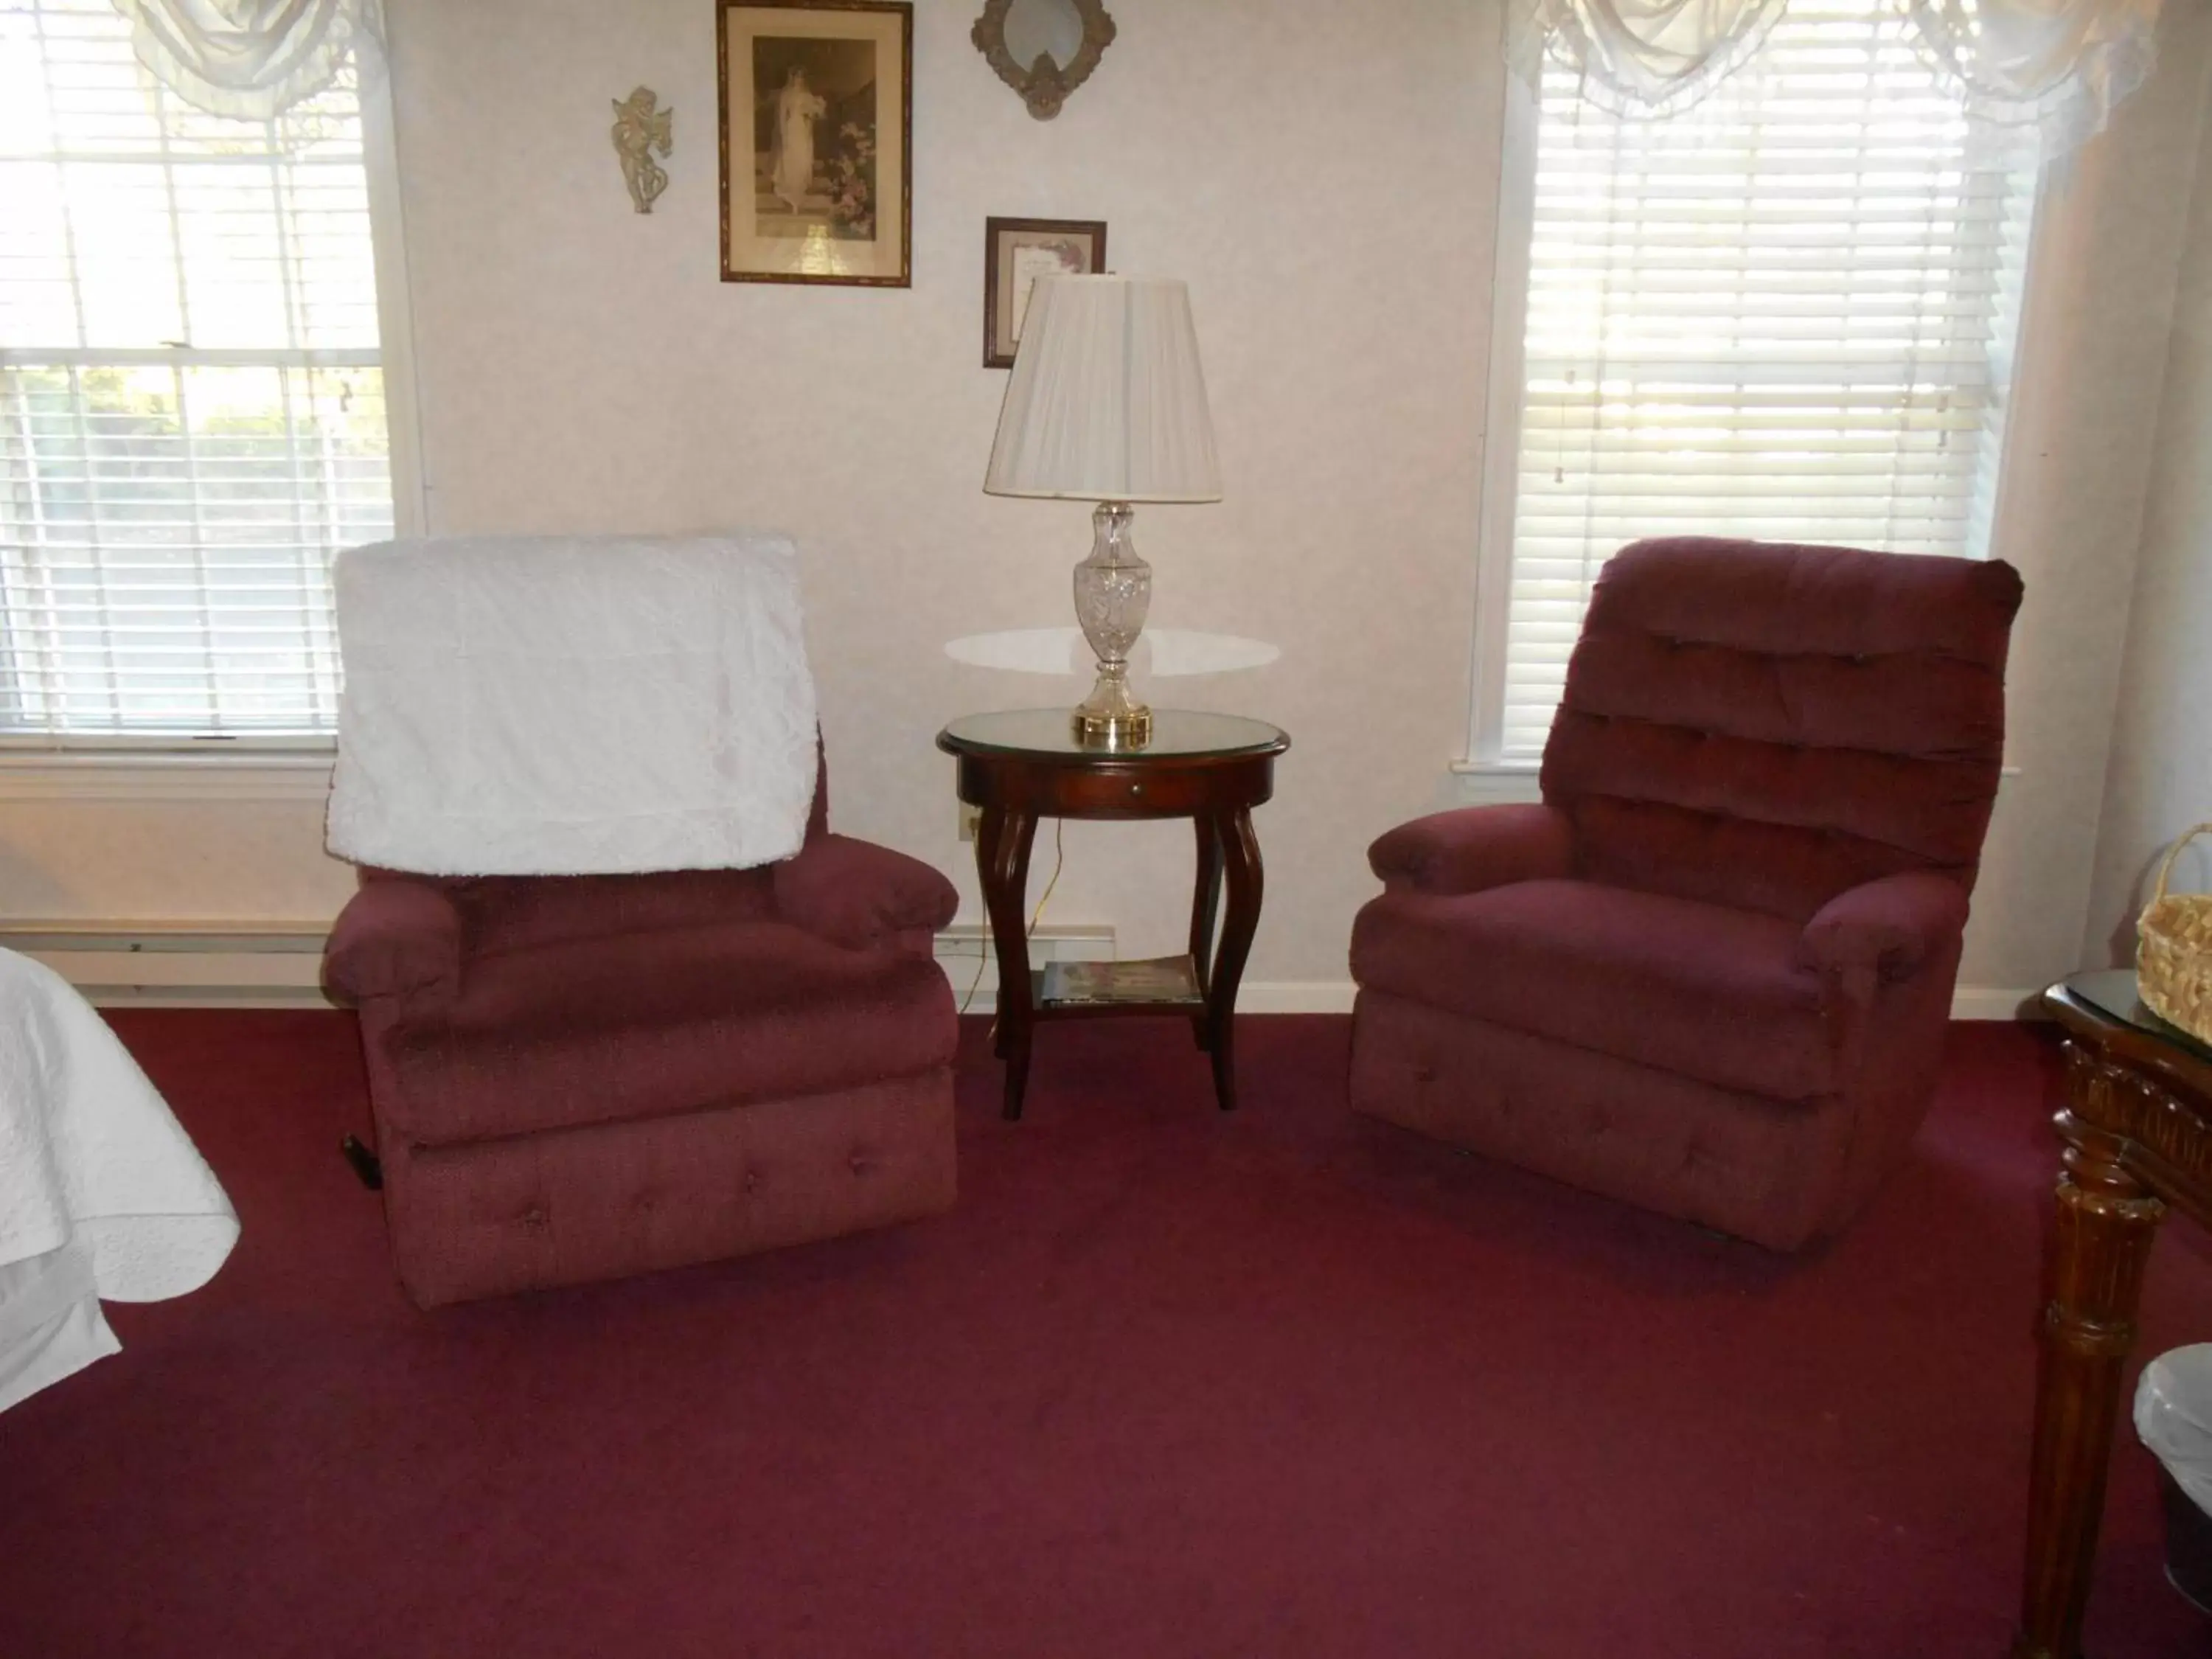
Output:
(611, 86), (673, 214)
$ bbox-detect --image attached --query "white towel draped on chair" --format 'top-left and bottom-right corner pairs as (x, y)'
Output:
(325, 534), (821, 878)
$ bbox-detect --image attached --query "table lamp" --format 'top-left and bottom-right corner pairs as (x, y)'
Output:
(984, 274), (1222, 748)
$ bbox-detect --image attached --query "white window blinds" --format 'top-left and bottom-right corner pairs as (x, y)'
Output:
(1492, 0), (2034, 760)
(0, 0), (390, 739)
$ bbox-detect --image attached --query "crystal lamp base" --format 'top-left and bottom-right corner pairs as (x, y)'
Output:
(1071, 500), (1152, 749)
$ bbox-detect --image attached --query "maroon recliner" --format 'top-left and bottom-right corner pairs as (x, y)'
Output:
(1349, 538), (2023, 1250)
(324, 759), (960, 1307)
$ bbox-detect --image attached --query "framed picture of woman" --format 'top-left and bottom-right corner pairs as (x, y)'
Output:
(717, 0), (912, 286)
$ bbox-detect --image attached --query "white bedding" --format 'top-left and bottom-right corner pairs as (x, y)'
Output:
(0, 950), (237, 1413)
(324, 533), (820, 877)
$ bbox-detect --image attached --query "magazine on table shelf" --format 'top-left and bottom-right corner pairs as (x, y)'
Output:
(1040, 956), (1203, 1007)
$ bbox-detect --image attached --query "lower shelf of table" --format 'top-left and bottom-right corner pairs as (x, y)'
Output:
(1029, 954), (1208, 1020)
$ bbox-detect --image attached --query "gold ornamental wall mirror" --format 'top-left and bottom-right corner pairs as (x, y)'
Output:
(972, 0), (1116, 119)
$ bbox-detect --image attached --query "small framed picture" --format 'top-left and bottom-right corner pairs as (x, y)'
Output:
(717, 0), (912, 287)
(983, 216), (1108, 367)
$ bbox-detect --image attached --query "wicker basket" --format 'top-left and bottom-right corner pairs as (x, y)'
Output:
(2140, 821), (2212, 1043)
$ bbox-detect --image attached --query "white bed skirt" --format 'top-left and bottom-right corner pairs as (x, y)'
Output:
(0, 950), (237, 1413)
(0, 1242), (120, 1414)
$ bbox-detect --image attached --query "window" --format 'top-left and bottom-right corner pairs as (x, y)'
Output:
(0, 0), (391, 740)
(1475, 0), (2036, 762)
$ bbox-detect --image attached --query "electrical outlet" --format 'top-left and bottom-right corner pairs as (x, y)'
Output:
(958, 802), (983, 842)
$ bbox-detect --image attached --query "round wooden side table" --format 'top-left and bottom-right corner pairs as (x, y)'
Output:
(936, 709), (1290, 1121)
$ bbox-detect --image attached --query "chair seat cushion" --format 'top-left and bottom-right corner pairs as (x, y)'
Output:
(1349, 880), (1835, 1102)
(375, 921), (955, 1148)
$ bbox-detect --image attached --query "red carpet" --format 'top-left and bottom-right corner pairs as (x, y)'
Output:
(1, 1013), (2206, 1658)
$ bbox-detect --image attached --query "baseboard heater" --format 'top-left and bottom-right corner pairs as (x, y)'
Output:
(0, 920), (1119, 1009)
(0, 922), (335, 1007)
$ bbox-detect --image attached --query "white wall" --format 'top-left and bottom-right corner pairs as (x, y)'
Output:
(1942, 0), (2212, 1000)
(383, 0), (1509, 999)
(2083, 31), (2212, 967)
(0, 0), (2205, 1010)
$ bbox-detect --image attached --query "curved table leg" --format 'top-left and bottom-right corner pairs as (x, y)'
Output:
(971, 809), (1011, 1060)
(1203, 807), (1263, 1113)
(975, 807), (1039, 1120)
(1189, 813), (1224, 1053)
(2013, 1124), (2165, 1659)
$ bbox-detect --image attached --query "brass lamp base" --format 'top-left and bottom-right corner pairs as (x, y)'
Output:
(1072, 703), (1152, 748)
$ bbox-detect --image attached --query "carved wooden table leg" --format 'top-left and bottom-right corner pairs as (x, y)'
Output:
(1203, 807), (1263, 1113)
(2013, 1122), (2166, 1659)
(975, 806), (1038, 1121)
(1189, 813), (1223, 1053)
(973, 807), (1009, 1059)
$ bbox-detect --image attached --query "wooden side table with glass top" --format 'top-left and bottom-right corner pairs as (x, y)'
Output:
(936, 709), (1290, 1121)
(2015, 969), (2212, 1658)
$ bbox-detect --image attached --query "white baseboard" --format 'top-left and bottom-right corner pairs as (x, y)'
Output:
(1949, 986), (2048, 1021)
(0, 919), (2054, 1024)
(1238, 981), (1359, 1015)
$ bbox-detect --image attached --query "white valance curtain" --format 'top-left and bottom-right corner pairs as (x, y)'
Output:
(108, 0), (384, 122)
(1514, 0), (1792, 118)
(1515, 0), (2162, 159)
(1902, 0), (2159, 155)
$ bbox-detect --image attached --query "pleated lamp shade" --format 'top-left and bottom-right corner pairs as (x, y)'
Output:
(984, 276), (1222, 504)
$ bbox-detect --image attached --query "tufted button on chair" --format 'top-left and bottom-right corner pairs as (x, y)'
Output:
(1349, 537), (2023, 1250)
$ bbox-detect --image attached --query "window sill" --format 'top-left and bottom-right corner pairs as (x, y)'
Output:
(1447, 760), (1543, 804)
(0, 748), (335, 803)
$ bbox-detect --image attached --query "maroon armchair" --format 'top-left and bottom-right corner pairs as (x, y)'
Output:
(324, 759), (960, 1307)
(1349, 538), (2023, 1250)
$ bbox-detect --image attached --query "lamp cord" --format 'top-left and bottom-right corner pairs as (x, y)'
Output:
(964, 818), (1065, 1028)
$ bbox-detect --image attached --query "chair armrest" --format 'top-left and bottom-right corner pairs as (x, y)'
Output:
(322, 879), (463, 1008)
(1368, 804), (1575, 897)
(1795, 872), (1969, 989)
(772, 834), (958, 953)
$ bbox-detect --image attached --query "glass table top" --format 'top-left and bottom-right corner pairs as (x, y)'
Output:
(2066, 968), (2212, 1062)
(939, 708), (1290, 761)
